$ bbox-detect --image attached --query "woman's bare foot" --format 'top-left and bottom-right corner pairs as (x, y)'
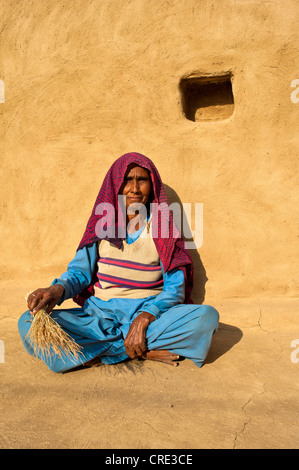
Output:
(141, 349), (180, 366)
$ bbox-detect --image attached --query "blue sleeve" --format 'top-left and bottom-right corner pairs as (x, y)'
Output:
(51, 243), (98, 304)
(139, 266), (185, 319)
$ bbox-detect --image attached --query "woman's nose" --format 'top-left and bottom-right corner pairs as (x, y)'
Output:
(131, 178), (139, 192)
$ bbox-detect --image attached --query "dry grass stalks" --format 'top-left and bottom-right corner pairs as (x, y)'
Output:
(25, 292), (84, 364)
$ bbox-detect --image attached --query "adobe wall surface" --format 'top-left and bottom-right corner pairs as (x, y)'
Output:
(1, 0), (298, 301)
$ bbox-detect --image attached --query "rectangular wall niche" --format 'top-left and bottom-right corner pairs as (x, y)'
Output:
(180, 74), (234, 122)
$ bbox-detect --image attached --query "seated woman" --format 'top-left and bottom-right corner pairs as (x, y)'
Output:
(18, 153), (219, 373)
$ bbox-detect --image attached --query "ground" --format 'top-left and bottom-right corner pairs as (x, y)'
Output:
(0, 278), (298, 449)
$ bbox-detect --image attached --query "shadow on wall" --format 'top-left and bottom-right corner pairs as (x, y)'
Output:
(164, 184), (243, 364)
(163, 184), (208, 304)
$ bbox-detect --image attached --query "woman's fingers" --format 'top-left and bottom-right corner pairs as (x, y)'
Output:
(124, 314), (150, 359)
(31, 296), (49, 315)
(27, 289), (51, 314)
(27, 289), (44, 312)
(45, 299), (57, 314)
(124, 343), (138, 359)
(124, 339), (146, 359)
(27, 285), (64, 315)
(133, 343), (146, 358)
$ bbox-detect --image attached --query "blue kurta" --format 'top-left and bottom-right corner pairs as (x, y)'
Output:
(18, 230), (219, 372)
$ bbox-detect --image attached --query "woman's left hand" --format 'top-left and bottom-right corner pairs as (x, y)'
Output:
(124, 311), (155, 359)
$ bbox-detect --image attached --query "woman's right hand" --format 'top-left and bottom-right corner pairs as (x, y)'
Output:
(27, 284), (65, 315)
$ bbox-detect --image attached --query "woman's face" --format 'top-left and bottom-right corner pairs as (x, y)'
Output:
(121, 165), (152, 209)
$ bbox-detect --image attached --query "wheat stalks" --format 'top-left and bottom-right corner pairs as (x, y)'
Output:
(25, 292), (85, 364)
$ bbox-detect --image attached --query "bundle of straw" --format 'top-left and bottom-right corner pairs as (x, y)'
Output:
(25, 292), (84, 364)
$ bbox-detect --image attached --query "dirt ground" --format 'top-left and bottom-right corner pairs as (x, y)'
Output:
(1, 278), (298, 449)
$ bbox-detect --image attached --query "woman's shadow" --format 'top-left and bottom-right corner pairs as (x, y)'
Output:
(164, 184), (243, 364)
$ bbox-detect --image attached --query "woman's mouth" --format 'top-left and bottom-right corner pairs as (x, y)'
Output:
(127, 197), (143, 202)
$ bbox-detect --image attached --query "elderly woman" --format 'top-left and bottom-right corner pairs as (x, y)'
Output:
(18, 153), (219, 372)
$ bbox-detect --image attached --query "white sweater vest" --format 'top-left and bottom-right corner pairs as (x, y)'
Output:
(94, 221), (163, 300)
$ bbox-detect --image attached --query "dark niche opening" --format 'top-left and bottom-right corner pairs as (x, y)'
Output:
(180, 74), (234, 122)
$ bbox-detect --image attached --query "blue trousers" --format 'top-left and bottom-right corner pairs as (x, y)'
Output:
(18, 303), (219, 373)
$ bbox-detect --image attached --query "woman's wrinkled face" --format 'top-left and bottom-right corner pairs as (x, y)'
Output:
(121, 165), (152, 209)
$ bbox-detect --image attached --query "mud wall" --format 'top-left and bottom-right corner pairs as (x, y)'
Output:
(1, 0), (298, 301)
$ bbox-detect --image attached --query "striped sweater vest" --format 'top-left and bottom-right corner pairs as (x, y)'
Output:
(94, 221), (164, 300)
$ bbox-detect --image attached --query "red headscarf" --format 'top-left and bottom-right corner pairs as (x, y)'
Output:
(73, 153), (194, 306)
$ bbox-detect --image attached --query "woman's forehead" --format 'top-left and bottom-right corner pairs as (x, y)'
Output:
(125, 164), (150, 177)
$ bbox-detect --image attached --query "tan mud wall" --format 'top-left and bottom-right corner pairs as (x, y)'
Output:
(1, 0), (298, 302)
